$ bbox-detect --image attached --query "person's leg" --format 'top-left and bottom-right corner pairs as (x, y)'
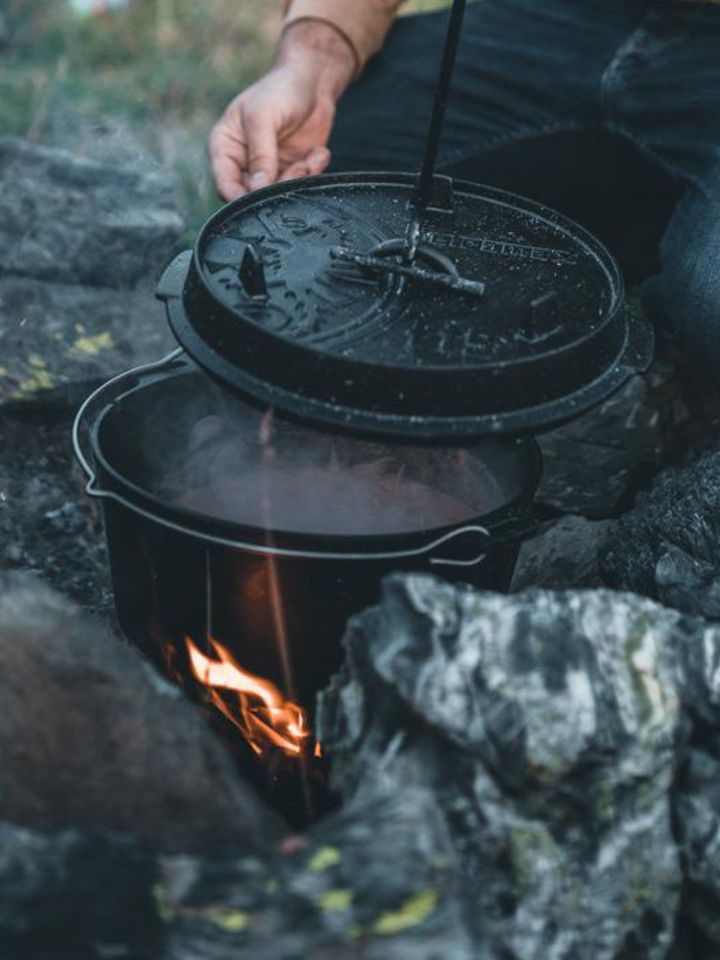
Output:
(606, 3), (720, 372)
(328, 0), (677, 282)
(645, 190), (720, 369)
(330, 0), (652, 173)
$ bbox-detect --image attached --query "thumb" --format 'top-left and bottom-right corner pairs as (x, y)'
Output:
(244, 109), (280, 190)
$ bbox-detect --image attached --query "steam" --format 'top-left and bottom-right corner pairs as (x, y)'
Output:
(154, 383), (508, 537)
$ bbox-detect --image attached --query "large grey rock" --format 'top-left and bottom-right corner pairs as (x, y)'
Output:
(536, 369), (672, 518)
(0, 274), (176, 408)
(163, 786), (473, 960)
(0, 822), (159, 959)
(0, 139), (180, 411)
(0, 136), (184, 289)
(0, 140), (181, 609)
(0, 573), (282, 854)
(317, 576), (719, 959)
(10, 574), (720, 957)
(670, 622), (720, 953)
(0, 787), (471, 960)
(512, 515), (613, 591)
(600, 443), (720, 618)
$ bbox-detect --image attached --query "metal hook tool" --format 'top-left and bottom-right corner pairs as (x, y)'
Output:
(406, 0), (469, 259)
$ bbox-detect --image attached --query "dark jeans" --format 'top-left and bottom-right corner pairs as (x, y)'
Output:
(329, 0), (720, 373)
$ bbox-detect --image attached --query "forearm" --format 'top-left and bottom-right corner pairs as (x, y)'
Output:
(282, 0), (406, 75)
(275, 19), (357, 98)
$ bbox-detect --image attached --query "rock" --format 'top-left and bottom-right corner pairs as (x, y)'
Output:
(655, 545), (720, 620)
(163, 785), (473, 960)
(537, 366), (673, 518)
(0, 137), (184, 289)
(0, 275), (176, 408)
(511, 515), (614, 590)
(0, 13), (9, 49)
(670, 620), (720, 953)
(318, 575), (703, 959)
(0, 822), (159, 960)
(0, 787), (470, 960)
(0, 572), (282, 854)
(0, 141), (182, 610)
(600, 443), (720, 618)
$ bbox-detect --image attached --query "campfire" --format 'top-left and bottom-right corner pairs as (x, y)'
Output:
(184, 635), (316, 759)
(7, 0), (720, 957)
(5, 132), (720, 955)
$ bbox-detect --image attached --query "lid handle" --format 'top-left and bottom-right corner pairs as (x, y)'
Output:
(238, 244), (269, 300)
(414, 0), (469, 213)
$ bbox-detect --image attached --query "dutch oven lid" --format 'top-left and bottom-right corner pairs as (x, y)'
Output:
(158, 171), (653, 441)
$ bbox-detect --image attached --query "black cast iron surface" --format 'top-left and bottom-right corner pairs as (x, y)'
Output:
(159, 174), (653, 440)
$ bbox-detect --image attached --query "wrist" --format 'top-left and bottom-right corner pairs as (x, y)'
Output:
(276, 19), (358, 96)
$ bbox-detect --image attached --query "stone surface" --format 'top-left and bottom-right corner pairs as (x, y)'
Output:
(0, 822), (159, 960)
(164, 786), (473, 960)
(6, 134), (720, 960)
(7, 574), (720, 956)
(536, 365), (676, 518)
(0, 274), (176, 408)
(600, 443), (720, 618)
(0, 572), (282, 854)
(0, 137), (183, 613)
(512, 514), (614, 591)
(317, 575), (720, 959)
(0, 136), (184, 289)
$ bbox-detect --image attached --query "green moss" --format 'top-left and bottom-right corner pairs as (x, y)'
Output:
(204, 906), (249, 933)
(308, 845), (342, 872)
(318, 889), (353, 912)
(596, 779), (616, 824)
(373, 889), (438, 936)
(509, 825), (558, 893)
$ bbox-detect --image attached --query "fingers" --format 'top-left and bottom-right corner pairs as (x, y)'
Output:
(208, 100), (281, 201)
(208, 124), (247, 201)
(245, 110), (280, 191)
(306, 146), (331, 176)
(278, 147), (331, 184)
(209, 106), (332, 202)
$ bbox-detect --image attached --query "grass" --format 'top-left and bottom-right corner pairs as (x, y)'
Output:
(2, 0), (450, 232)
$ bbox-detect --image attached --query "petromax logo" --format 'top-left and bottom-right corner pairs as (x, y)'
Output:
(426, 230), (579, 266)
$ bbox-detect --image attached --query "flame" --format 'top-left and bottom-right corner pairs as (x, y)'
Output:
(185, 635), (314, 759)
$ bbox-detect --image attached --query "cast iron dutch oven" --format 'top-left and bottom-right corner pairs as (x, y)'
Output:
(73, 171), (653, 704)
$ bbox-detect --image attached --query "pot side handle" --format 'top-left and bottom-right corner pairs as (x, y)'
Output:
(428, 502), (563, 568)
(428, 524), (491, 568)
(72, 350), (184, 497)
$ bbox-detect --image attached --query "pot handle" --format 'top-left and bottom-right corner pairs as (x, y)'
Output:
(72, 349), (185, 497)
(428, 503), (563, 568)
(156, 250), (192, 302)
(428, 524), (491, 568)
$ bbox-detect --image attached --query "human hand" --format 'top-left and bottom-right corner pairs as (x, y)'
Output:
(209, 21), (356, 200)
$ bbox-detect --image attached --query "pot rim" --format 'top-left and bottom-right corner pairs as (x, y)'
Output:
(73, 353), (543, 563)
